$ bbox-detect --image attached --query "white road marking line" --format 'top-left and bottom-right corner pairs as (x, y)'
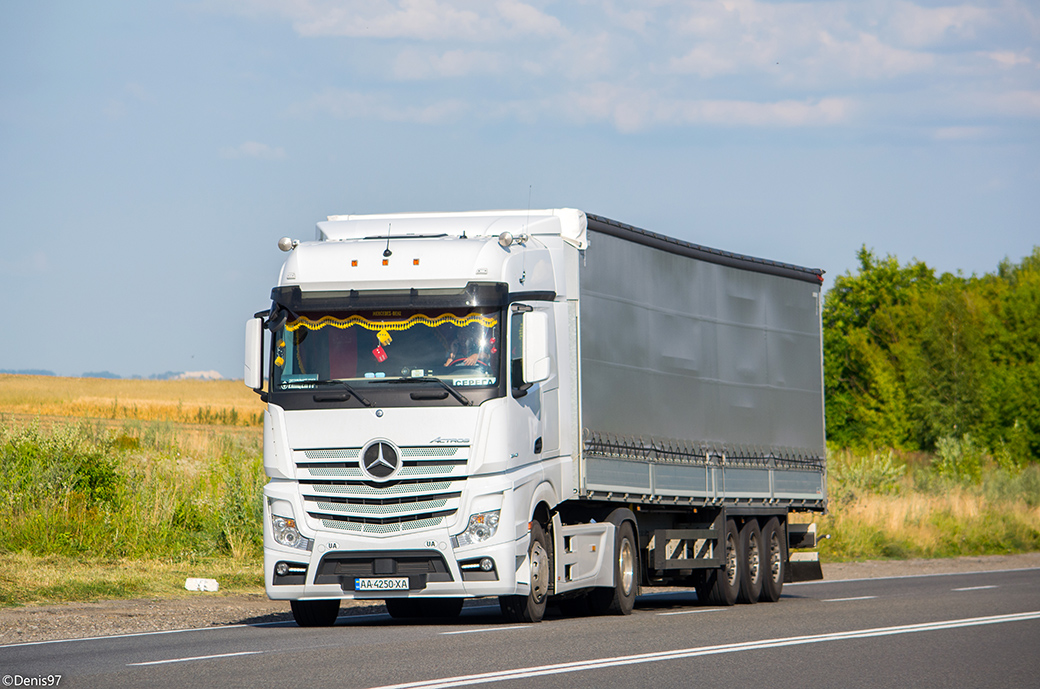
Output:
(128, 651), (264, 667)
(821, 596), (878, 602)
(953, 585), (998, 591)
(787, 566), (1040, 586)
(361, 611), (1040, 689)
(442, 626), (528, 636)
(657, 608), (724, 616)
(5, 568), (1035, 649)
(0, 624), (252, 649)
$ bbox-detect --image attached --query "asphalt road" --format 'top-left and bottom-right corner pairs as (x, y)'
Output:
(3, 567), (1038, 689)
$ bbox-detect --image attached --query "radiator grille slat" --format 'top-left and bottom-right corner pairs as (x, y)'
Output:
(293, 445), (468, 533)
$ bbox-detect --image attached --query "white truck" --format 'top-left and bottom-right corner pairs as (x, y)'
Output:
(244, 209), (827, 626)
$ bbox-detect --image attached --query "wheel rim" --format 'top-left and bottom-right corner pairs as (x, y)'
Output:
(618, 537), (635, 596)
(748, 534), (761, 583)
(724, 533), (738, 587)
(769, 532), (782, 583)
(530, 540), (548, 603)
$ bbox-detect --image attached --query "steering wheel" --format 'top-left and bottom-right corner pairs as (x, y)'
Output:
(447, 358), (489, 367)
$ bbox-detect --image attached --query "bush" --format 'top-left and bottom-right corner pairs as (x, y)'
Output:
(0, 420), (264, 562)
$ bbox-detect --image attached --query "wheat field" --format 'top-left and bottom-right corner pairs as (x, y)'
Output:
(0, 374), (264, 427)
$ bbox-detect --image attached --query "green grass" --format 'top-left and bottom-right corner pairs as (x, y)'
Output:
(0, 418), (265, 606)
(3, 418), (1039, 605)
(819, 439), (1040, 561)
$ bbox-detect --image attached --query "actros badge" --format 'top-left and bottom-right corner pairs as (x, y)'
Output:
(361, 440), (401, 480)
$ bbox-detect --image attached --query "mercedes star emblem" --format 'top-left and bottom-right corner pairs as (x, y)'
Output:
(361, 441), (400, 480)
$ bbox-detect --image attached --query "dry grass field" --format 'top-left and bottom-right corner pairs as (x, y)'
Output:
(0, 373), (264, 427)
(1, 374), (266, 606)
(1, 374), (1038, 607)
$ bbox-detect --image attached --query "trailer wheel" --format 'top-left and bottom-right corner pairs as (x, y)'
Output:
(697, 519), (740, 606)
(499, 520), (550, 623)
(588, 519), (638, 615)
(737, 520), (764, 604)
(386, 598), (464, 619)
(759, 517), (785, 602)
(290, 599), (340, 627)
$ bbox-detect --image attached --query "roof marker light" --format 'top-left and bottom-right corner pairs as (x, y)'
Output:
(278, 237), (299, 252)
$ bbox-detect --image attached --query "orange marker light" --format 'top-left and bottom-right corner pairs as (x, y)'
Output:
(351, 259), (358, 267)
(382, 258), (389, 266)
(413, 258), (420, 266)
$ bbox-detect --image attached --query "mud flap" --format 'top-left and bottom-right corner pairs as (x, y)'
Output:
(786, 551), (823, 582)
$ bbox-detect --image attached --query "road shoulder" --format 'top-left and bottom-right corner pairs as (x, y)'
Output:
(3, 552), (1038, 646)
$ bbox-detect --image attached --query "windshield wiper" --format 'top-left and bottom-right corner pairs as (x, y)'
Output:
(312, 380), (372, 407)
(390, 377), (471, 406)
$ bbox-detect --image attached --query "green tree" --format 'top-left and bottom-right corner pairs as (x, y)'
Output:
(823, 247), (934, 449)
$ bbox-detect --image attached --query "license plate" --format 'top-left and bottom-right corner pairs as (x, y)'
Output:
(355, 577), (410, 591)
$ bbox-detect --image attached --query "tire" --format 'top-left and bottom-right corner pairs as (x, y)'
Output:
(698, 519), (739, 606)
(759, 517), (785, 603)
(290, 599), (340, 627)
(386, 598), (464, 619)
(499, 520), (551, 623)
(587, 519), (638, 615)
(737, 519), (763, 604)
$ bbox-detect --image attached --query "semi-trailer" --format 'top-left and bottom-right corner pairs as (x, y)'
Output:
(244, 208), (827, 626)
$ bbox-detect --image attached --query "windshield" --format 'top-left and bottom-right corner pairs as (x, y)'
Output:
(271, 306), (502, 392)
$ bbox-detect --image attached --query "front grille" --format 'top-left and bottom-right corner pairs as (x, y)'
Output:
(294, 445), (467, 534)
(314, 550), (454, 584)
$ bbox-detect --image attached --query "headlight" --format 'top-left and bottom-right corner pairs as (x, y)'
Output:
(453, 510), (500, 548)
(270, 514), (313, 551)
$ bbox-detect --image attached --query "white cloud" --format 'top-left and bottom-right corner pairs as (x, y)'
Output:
(553, 83), (855, 131)
(392, 48), (504, 79)
(989, 90), (1040, 117)
(933, 125), (992, 140)
(885, 1), (993, 47)
(223, 0), (1040, 133)
(219, 141), (287, 159)
(222, 0), (566, 41)
(985, 50), (1034, 68)
(813, 31), (934, 80)
(290, 88), (468, 123)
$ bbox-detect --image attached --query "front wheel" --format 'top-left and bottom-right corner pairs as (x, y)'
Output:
(500, 520), (550, 623)
(290, 599), (340, 627)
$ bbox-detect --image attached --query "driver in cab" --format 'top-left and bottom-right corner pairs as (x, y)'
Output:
(444, 323), (494, 367)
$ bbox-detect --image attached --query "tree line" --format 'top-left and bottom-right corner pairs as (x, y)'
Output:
(823, 245), (1040, 461)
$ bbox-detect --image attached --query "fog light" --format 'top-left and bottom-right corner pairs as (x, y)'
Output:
(479, 557), (494, 572)
(275, 562), (290, 576)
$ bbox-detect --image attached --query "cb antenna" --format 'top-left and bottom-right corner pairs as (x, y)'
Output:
(383, 223), (392, 257)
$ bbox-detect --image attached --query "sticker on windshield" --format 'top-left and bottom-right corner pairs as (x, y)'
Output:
(453, 377), (497, 386)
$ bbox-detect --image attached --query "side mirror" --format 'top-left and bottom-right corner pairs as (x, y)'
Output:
(522, 311), (551, 384)
(244, 317), (264, 391)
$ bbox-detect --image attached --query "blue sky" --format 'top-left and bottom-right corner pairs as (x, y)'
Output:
(2, 0), (1037, 379)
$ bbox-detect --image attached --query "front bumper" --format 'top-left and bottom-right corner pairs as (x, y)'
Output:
(264, 533), (527, 600)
